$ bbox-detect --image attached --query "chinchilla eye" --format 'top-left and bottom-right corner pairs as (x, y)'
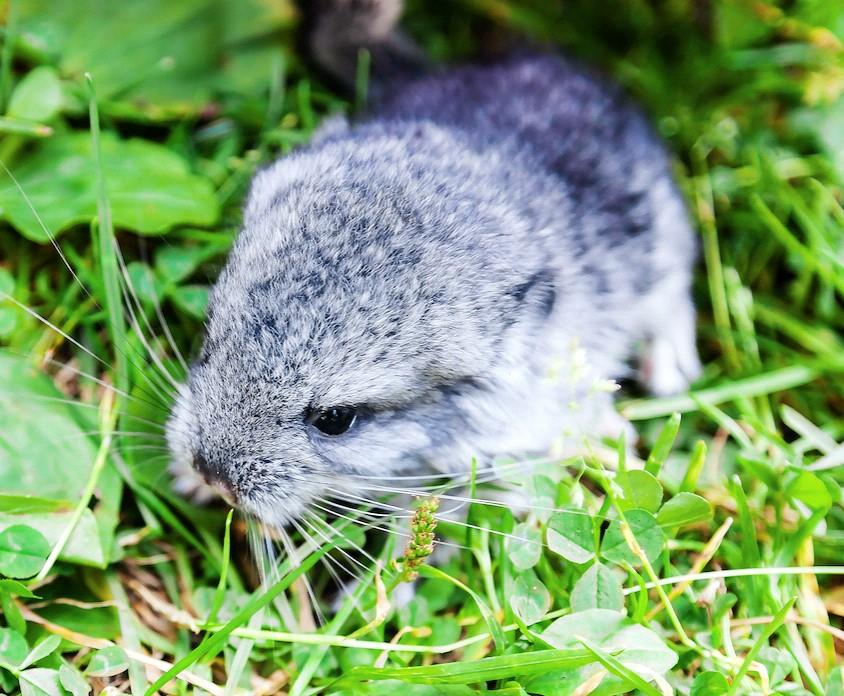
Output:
(310, 406), (358, 436)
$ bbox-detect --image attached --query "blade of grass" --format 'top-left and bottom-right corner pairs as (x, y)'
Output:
(86, 73), (129, 402)
(726, 596), (796, 696)
(145, 540), (335, 694)
(337, 647), (601, 685)
(619, 364), (818, 420)
(576, 635), (663, 696)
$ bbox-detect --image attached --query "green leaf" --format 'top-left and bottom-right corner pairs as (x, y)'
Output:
(510, 569), (551, 625)
(85, 646), (128, 678)
(0, 133), (219, 242)
(691, 671), (730, 696)
(38, 604), (119, 641)
(508, 522), (542, 570)
(617, 470), (663, 513)
(0, 511), (106, 568)
(0, 495), (69, 515)
(570, 562), (624, 612)
(0, 268), (13, 296)
(0, 351), (114, 567)
(0, 579), (38, 598)
(828, 666), (844, 696)
(0, 307), (17, 339)
(0, 589), (26, 634)
(540, 609), (677, 691)
(576, 635), (662, 696)
(756, 646), (795, 688)
(601, 509), (665, 567)
(155, 244), (216, 284)
(19, 668), (65, 696)
(0, 351), (99, 500)
(0, 524), (49, 578)
(0, 627), (29, 667)
(59, 665), (91, 696)
(546, 510), (596, 564)
(169, 284), (210, 319)
(18, 0), (294, 119)
(7, 67), (63, 123)
(526, 475), (558, 522)
(644, 413), (681, 476)
(656, 492), (713, 529)
(20, 635), (62, 670)
(786, 470), (833, 510)
(125, 262), (162, 306)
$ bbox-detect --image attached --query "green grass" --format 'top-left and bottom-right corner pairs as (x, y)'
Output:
(1, 0), (844, 694)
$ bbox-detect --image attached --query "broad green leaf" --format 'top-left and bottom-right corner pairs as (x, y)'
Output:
(538, 609), (677, 695)
(7, 67), (63, 123)
(546, 510), (595, 564)
(570, 562), (624, 613)
(757, 646), (795, 687)
(0, 351), (118, 567)
(0, 524), (49, 578)
(59, 665), (91, 696)
(0, 268), (13, 295)
(18, 0), (294, 119)
(0, 307), (17, 339)
(0, 134), (219, 242)
(0, 495), (69, 515)
(169, 284), (210, 319)
(576, 635), (662, 696)
(0, 512), (106, 568)
(828, 666), (844, 696)
(155, 244), (218, 284)
(38, 604), (119, 641)
(525, 475), (557, 520)
(0, 351), (97, 499)
(690, 671), (730, 695)
(510, 569), (551, 625)
(85, 646), (128, 678)
(19, 667), (64, 696)
(617, 469), (663, 513)
(0, 579), (38, 598)
(787, 470), (833, 510)
(601, 510), (665, 567)
(125, 262), (162, 306)
(508, 522), (542, 570)
(0, 627), (28, 667)
(0, 270), (16, 339)
(656, 492), (713, 529)
(20, 635), (62, 670)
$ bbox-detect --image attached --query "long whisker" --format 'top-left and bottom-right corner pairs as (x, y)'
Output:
(0, 390), (168, 431)
(282, 522), (324, 627)
(0, 166), (179, 413)
(318, 480), (604, 519)
(114, 243), (181, 397)
(0, 159), (95, 304)
(138, 239), (191, 376)
(300, 512), (377, 574)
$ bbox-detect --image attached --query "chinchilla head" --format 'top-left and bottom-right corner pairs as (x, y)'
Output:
(166, 125), (559, 527)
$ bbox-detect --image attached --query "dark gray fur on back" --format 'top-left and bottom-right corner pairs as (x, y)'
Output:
(167, 2), (701, 523)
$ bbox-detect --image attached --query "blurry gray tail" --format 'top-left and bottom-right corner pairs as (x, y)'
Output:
(298, 0), (428, 101)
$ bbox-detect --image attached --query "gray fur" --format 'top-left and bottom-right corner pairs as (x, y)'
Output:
(167, 4), (701, 524)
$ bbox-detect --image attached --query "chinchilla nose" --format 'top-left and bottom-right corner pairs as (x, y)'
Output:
(194, 453), (239, 506)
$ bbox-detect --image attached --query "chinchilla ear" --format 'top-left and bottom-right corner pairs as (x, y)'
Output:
(507, 268), (557, 320)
